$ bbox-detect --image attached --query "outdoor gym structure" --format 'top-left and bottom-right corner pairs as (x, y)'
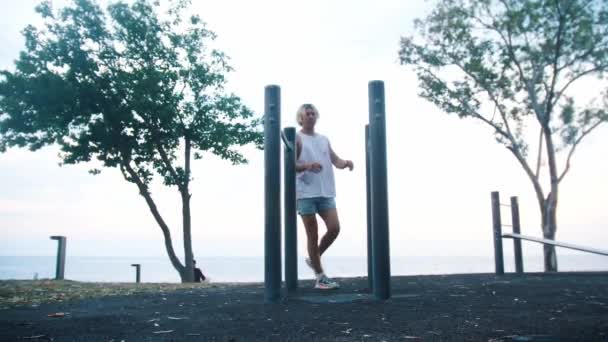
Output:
(263, 80), (392, 303)
(490, 191), (608, 275)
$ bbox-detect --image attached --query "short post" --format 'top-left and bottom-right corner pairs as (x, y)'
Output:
(491, 191), (505, 275)
(264, 85), (282, 303)
(365, 124), (373, 291)
(131, 264), (141, 283)
(50, 236), (66, 280)
(510, 196), (524, 274)
(368, 80), (391, 300)
(283, 127), (298, 292)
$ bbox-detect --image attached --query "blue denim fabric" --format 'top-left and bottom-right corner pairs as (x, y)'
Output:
(297, 197), (337, 216)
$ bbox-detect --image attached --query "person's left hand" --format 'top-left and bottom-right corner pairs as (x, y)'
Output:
(344, 160), (354, 171)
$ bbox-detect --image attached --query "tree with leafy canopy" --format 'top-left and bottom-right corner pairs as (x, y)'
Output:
(0, 0), (263, 282)
(399, 0), (608, 271)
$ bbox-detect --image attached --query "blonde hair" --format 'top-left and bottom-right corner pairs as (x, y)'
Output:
(296, 103), (320, 126)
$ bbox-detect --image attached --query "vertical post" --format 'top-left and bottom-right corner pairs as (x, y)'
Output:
(264, 85), (282, 303)
(510, 196), (524, 274)
(365, 125), (373, 291)
(283, 127), (298, 292)
(131, 264), (141, 283)
(368, 80), (391, 300)
(50, 236), (66, 280)
(491, 191), (505, 275)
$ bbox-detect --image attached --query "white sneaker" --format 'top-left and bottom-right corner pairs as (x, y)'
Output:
(315, 275), (340, 290)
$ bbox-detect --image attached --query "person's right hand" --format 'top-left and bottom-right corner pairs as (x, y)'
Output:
(308, 162), (322, 173)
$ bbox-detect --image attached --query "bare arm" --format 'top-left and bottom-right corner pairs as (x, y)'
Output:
(329, 143), (353, 170)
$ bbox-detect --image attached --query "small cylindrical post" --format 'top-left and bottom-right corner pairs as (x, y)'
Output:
(131, 264), (141, 283)
(368, 80), (391, 300)
(264, 85), (282, 303)
(365, 124), (373, 291)
(510, 196), (524, 274)
(283, 127), (298, 292)
(50, 236), (66, 280)
(491, 191), (505, 275)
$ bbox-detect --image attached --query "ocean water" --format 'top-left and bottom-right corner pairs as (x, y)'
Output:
(0, 255), (606, 283)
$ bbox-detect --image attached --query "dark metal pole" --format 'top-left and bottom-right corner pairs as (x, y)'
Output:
(510, 196), (524, 274)
(50, 236), (66, 280)
(365, 124), (373, 291)
(264, 85), (282, 303)
(131, 264), (141, 283)
(368, 80), (391, 300)
(491, 191), (505, 275)
(283, 127), (298, 292)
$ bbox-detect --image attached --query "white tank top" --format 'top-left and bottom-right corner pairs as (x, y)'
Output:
(296, 132), (336, 199)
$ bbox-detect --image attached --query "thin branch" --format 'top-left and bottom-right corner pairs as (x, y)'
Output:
(558, 119), (604, 182)
(452, 62), (519, 145)
(422, 66), (512, 139)
(155, 139), (183, 189)
(507, 145), (546, 209)
(557, 47), (598, 74)
(535, 128), (544, 179)
(552, 64), (608, 107)
(473, 6), (545, 123)
(543, 0), (567, 126)
(494, 1), (530, 86)
(121, 160), (184, 272)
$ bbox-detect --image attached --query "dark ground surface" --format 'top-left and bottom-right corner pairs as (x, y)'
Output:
(1, 272), (607, 341)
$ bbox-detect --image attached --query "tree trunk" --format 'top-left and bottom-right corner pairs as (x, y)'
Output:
(543, 126), (560, 272)
(541, 195), (559, 272)
(181, 190), (194, 282)
(122, 162), (186, 278)
(181, 136), (194, 282)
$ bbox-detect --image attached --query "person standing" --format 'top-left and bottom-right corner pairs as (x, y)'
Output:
(295, 104), (353, 290)
(193, 259), (206, 283)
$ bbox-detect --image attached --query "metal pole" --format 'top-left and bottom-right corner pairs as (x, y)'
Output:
(510, 196), (524, 274)
(283, 127), (298, 292)
(131, 264), (141, 283)
(491, 191), (505, 275)
(368, 80), (391, 300)
(264, 85), (282, 303)
(50, 236), (66, 280)
(365, 124), (373, 291)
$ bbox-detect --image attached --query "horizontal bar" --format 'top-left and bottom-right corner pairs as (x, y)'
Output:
(503, 233), (608, 256)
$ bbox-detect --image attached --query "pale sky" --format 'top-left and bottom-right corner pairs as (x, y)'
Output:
(1, 0), (607, 260)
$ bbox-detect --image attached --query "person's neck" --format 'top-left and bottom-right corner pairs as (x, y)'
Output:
(300, 127), (315, 135)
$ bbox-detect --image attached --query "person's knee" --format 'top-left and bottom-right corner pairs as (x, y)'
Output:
(328, 224), (340, 237)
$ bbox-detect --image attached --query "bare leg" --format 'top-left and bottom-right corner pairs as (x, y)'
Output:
(318, 208), (341, 256)
(301, 214), (323, 274)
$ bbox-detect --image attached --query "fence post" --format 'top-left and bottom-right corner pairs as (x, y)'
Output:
(365, 124), (373, 291)
(131, 264), (141, 283)
(283, 127), (298, 292)
(50, 236), (66, 280)
(491, 192), (505, 275)
(510, 196), (524, 274)
(264, 85), (282, 303)
(368, 80), (391, 300)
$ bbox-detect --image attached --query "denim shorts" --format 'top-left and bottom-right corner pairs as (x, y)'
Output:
(297, 197), (336, 216)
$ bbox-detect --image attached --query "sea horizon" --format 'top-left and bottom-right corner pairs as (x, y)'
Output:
(1, 254), (606, 283)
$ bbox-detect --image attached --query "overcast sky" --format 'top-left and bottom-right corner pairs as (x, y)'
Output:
(1, 0), (607, 260)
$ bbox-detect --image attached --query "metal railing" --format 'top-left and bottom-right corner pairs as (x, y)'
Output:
(491, 191), (607, 275)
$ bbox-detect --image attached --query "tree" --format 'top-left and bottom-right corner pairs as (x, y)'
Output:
(0, 0), (263, 282)
(399, 0), (608, 271)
